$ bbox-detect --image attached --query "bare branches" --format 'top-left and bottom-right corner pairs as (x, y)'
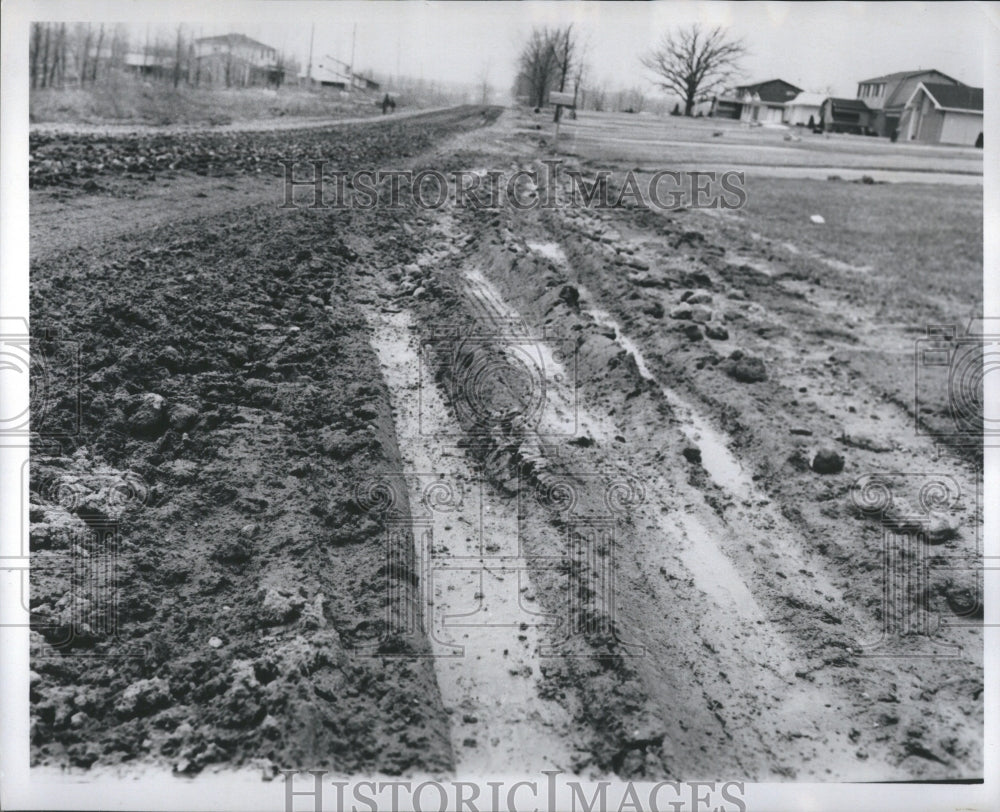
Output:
(515, 25), (580, 108)
(640, 24), (746, 116)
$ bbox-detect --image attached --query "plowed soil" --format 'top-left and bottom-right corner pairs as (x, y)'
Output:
(29, 107), (983, 781)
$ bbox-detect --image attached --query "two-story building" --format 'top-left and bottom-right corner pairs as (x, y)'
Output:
(855, 69), (963, 137)
(194, 33), (283, 87)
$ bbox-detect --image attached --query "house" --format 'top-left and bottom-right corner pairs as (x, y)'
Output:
(897, 83), (983, 146)
(855, 69), (963, 137)
(124, 52), (173, 78)
(783, 92), (826, 127)
(194, 33), (283, 87)
(301, 57), (379, 91)
(711, 79), (802, 122)
(819, 97), (873, 134)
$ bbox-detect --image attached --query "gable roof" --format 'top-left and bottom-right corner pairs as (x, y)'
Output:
(827, 97), (871, 113)
(858, 68), (961, 86)
(911, 82), (984, 113)
(195, 33), (275, 51)
(787, 92), (827, 107)
(735, 79), (803, 104)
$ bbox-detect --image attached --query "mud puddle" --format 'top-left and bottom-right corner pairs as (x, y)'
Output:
(367, 305), (577, 774)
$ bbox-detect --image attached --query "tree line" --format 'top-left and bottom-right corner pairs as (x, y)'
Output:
(515, 23), (747, 117)
(29, 23), (298, 90)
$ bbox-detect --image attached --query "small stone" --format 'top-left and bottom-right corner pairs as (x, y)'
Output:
(704, 323), (729, 340)
(682, 446), (702, 464)
(559, 284), (580, 308)
(680, 324), (703, 341)
(129, 393), (167, 437)
(723, 352), (767, 383)
(811, 449), (845, 474)
(685, 290), (713, 305)
(209, 636), (223, 648)
(411, 286), (426, 298)
(644, 301), (665, 318)
(670, 303), (693, 320)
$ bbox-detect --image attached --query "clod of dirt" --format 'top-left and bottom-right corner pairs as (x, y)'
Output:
(680, 323), (703, 341)
(682, 289), (713, 305)
(115, 678), (172, 717)
(838, 429), (893, 453)
(722, 351), (767, 383)
(689, 304), (712, 323)
(168, 403), (200, 432)
(259, 587), (305, 626)
(670, 303), (692, 320)
(559, 284), (581, 308)
(705, 324), (729, 340)
(811, 449), (845, 474)
(682, 446), (702, 464)
(924, 512), (961, 543)
(644, 301), (665, 318)
(129, 392), (168, 436)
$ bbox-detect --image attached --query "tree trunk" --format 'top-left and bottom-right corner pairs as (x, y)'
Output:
(40, 25), (50, 88)
(30, 23), (41, 88)
(93, 25), (105, 83)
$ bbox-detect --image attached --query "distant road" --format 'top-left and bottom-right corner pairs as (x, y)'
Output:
(28, 104), (457, 137)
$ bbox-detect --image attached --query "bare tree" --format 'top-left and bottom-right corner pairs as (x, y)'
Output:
(515, 26), (575, 108)
(641, 24), (746, 116)
(477, 60), (492, 105)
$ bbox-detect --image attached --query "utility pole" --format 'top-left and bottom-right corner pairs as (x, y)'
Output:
(306, 22), (314, 86)
(350, 23), (356, 82)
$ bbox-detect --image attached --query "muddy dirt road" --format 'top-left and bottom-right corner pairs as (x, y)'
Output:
(29, 107), (982, 781)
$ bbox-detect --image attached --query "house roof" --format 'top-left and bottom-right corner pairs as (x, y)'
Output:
(858, 68), (960, 86)
(735, 79), (803, 104)
(195, 33), (275, 51)
(827, 97), (871, 113)
(913, 82), (984, 113)
(787, 92), (826, 107)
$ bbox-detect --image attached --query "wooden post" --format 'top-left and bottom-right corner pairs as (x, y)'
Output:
(549, 91), (575, 153)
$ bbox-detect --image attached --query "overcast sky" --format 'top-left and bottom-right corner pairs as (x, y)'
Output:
(96, 2), (992, 97)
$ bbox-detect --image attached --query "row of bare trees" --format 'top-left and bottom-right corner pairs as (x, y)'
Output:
(515, 25), (582, 109)
(30, 23), (129, 89)
(30, 23), (296, 91)
(515, 23), (747, 117)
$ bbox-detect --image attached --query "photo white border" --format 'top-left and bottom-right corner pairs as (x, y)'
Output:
(1, 2), (997, 810)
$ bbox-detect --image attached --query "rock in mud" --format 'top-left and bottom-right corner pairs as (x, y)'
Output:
(115, 678), (172, 718)
(682, 446), (702, 464)
(644, 301), (665, 318)
(129, 393), (168, 437)
(811, 448), (845, 474)
(669, 303), (693, 320)
(559, 284), (581, 308)
(680, 324), (703, 341)
(722, 351), (767, 382)
(705, 323), (729, 340)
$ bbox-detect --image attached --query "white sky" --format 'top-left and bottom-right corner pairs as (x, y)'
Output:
(41, 1), (997, 97)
